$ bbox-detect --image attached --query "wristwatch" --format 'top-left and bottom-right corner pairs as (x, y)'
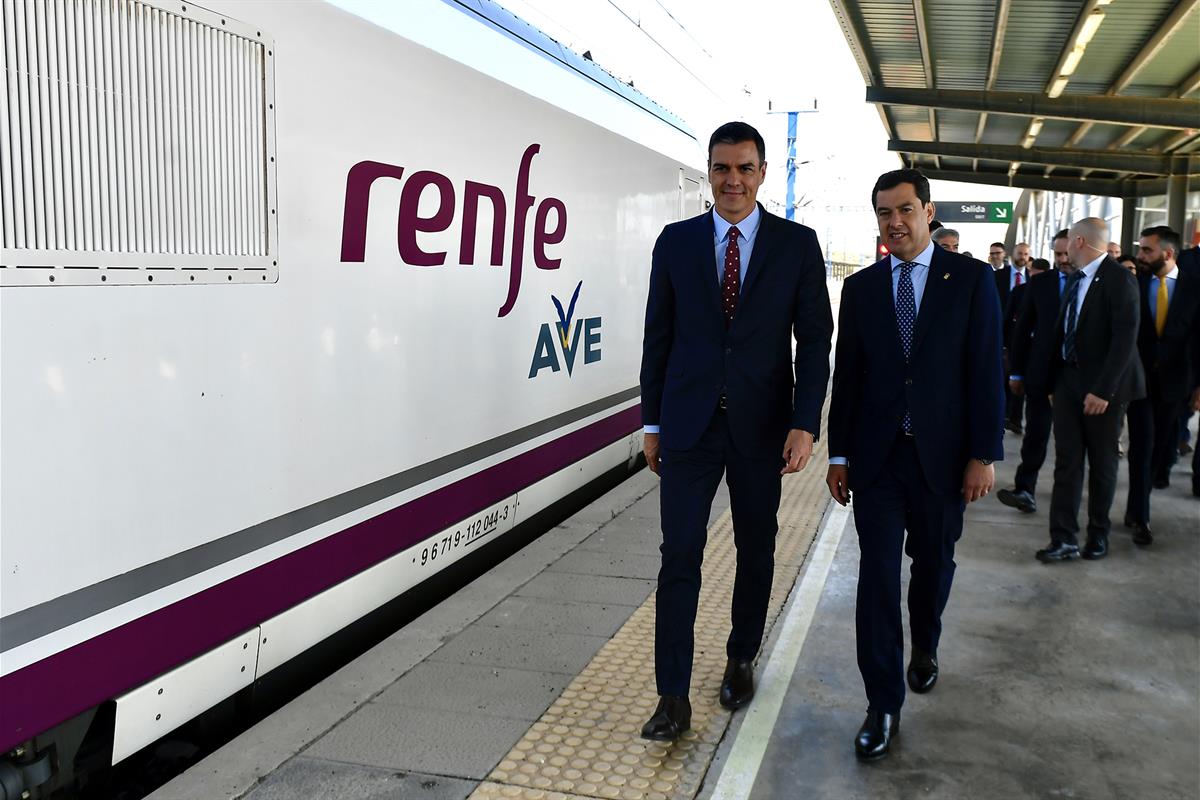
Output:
(975, 458), (994, 466)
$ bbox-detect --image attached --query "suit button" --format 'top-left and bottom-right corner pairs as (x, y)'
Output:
(725, 347), (732, 354)
(905, 378), (913, 386)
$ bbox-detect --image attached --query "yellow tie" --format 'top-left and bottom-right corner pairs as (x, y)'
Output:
(1155, 277), (1169, 337)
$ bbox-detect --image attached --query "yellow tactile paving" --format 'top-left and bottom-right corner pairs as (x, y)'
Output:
(470, 427), (832, 800)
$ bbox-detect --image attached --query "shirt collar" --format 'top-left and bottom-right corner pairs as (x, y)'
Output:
(1080, 252), (1106, 278)
(1154, 265), (1180, 282)
(890, 239), (935, 270)
(714, 205), (761, 243)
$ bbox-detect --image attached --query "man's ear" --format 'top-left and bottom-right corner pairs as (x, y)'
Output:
(926, 201), (937, 223)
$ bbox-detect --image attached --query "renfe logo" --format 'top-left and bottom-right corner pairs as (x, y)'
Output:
(529, 280), (601, 379)
(339, 144), (568, 317)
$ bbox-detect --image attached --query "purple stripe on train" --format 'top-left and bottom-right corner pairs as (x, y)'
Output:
(0, 406), (639, 751)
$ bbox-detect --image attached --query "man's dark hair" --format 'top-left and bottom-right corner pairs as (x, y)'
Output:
(990, 242), (1006, 251)
(1032, 258), (1051, 272)
(1118, 254), (1137, 266)
(1141, 225), (1181, 255)
(871, 168), (930, 210)
(708, 122), (766, 165)
(1053, 228), (1070, 241)
(930, 219), (944, 232)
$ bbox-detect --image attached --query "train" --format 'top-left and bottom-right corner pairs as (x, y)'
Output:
(0, 0), (706, 793)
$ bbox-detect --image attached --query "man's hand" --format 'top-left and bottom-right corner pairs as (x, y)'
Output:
(1083, 392), (1109, 416)
(781, 429), (814, 474)
(1191, 386), (1200, 412)
(962, 459), (994, 503)
(644, 432), (661, 475)
(1009, 378), (1024, 396)
(826, 464), (850, 506)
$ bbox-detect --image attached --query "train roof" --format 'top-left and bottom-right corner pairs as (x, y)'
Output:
(446, 0), (695, 140)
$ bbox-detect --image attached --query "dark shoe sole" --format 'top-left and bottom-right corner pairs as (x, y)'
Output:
(1036, 551), (1080, 563)
(640, 726), (688, 742)
(719, 693), (754, 711)
(997, 491), (1036, 514)
(855, 747), (890, 762)
(907, 677), (937, 694)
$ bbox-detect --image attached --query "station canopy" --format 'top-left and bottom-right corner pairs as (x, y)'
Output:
(828, 0), (1200, 199)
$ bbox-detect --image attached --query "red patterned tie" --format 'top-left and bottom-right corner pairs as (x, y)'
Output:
(1015, 270), (1023, 286)
(723, 225), (741, 328)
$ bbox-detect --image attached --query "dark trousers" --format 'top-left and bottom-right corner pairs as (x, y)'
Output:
(1014, 392), (1053, 494)
(1049, 365), (1126, 546)
(1125, 387), (1185, 524)
(655, 411), (781, 697)
(853, 436), (965, 714)
(1006, 387), (1025, 428)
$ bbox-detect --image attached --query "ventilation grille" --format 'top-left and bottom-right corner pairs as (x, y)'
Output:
(1, 0), (277, 285)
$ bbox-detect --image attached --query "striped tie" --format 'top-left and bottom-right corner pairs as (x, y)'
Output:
(1063, 271), (1083, 363)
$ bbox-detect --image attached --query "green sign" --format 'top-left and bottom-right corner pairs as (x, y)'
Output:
(937, 202), (1014, 224)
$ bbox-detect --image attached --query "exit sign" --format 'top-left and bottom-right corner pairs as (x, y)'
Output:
(937, 202), (1014, 223)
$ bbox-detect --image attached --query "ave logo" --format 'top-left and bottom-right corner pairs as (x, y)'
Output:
(528, 280), (602, 379)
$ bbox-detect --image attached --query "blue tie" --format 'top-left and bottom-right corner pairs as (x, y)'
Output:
(897, 261), (917, 433)
(1062, 271), (1083, 363)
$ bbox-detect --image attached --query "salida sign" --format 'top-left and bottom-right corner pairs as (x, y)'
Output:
(339, 144), (567, 317)
(936, 202), (1013, 224)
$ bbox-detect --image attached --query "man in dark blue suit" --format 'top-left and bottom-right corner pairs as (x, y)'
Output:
(827, 169), (1004, 761)
(639, 122), (833, 740)
(999, 231), (1074, 513)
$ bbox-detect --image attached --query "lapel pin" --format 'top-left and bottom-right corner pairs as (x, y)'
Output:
(943, 272), (950, 280)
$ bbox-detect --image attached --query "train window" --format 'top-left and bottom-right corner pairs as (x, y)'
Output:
(0, 0), (278, 286)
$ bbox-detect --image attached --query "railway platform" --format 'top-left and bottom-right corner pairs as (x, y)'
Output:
(148, 415), (1200, 800)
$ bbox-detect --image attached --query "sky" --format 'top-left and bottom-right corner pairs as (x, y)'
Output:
(494, 0), (1021, 262)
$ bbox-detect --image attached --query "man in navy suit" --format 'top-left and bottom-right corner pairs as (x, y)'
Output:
(1123, 226), (1200, 543)
(639, 122), (833, 740)
(999, 231), (1074, 513)
(827, 169), (1004, 760)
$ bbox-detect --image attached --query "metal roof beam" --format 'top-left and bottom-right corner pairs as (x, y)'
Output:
(974, 0), (1013, 147)
(889, 139), (1199, 174)
(866, 87), (1200, 128)
(1064, 1), (1200, 149)
(910, 0), (939, 166)
(920, 167), (1167, 198)
(827, 0), (899, 145)
(1176, 65), (1200, 97)
(1114, 0), (1199, 94)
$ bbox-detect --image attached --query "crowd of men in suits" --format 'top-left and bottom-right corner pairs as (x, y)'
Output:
(971, 224), (1200, 556)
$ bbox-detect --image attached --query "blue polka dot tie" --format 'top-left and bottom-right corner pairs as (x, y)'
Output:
(722, 226), (741, 328)
(897, 261), (917, 433)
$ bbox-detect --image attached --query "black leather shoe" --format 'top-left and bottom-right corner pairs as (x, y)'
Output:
(1132, 523), (1153, 547)
(998, 487), (1036, 513)
(1036, 542), (1080, 563)
(719, 658), (755, 710)
(1081, 538), (1108, 560)
(1153, 476), (1170, 490)
(906, 649), (938, 694)
(854, 709), (899, 761)
(640, 695), (691, 741)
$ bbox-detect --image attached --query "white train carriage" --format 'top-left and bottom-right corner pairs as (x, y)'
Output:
(0, 0), (706, 788)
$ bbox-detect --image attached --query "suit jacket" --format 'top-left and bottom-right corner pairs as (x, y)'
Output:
(640, 205), (833, 455)
(829, 247), (1005, 494)
(1003, 281), (1028, 351)
(993, 264), (1022, 312)
(1135, 267), (1200, 402)
(1010, 269), (1064, 396)
(1048, 257), (1145, 404)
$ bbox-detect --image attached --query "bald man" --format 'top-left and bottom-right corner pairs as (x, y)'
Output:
(1037, 218), (1145, 563)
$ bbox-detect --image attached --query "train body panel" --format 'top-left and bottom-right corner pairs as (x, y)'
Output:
(0, 0), (705, 755)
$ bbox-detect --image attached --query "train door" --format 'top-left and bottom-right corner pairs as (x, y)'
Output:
(680, 171), (705, 220)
